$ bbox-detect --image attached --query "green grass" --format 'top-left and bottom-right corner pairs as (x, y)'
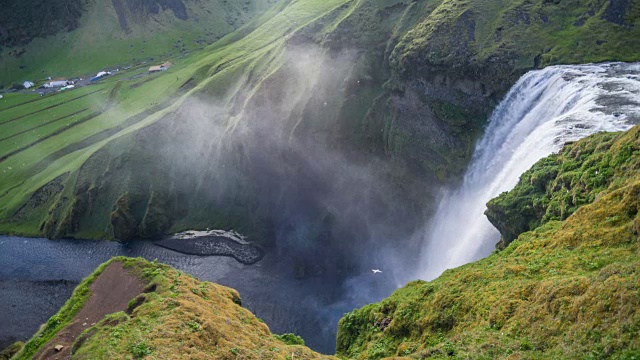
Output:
(486, 129), (640, 248)
(336, 125), (640, 359)
(15, 256), (332, 359)
(11, 258), (120, 360)
(0, 0), (278, 85)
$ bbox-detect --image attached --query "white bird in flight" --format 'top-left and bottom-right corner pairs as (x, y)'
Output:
(372, 269), (382, 274)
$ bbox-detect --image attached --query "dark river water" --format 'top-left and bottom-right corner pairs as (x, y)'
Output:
(0, 236), (397, 354)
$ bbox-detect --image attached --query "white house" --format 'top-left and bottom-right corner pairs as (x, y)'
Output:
(148, 61), (173, 73)
(23, 81), (34, 89)
(44, 80), (72, 88)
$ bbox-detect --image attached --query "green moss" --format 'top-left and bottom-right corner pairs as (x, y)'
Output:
(11, 257), (151, 360)
(17, 256), (331, 359)
(337, 125), (640, 359)
(487, 128), (640, 247)
(274, 333), (306, 346)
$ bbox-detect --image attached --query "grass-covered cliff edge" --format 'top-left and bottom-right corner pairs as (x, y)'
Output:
(8, 257), (331, 360)
(336, 125), (640, 359)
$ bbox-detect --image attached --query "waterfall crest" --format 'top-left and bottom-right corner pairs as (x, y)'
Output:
(419, 62), (640, 281)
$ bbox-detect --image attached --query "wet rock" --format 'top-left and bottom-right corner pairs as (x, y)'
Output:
(602, 0), (632, 25)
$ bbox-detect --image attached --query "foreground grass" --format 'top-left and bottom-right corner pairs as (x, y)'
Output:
(13, 257), (332, 360)
(337, 126), (640, 359)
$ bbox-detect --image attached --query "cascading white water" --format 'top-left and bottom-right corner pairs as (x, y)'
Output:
(419, 62), (640, 281)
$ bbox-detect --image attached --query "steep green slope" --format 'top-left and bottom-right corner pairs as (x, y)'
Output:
(0, 0), (276, 85)
(487, 129), (640, 248)
(11, 257), (332, 360)
(1, 0), (639, 272)
(336, 126), (640, 359)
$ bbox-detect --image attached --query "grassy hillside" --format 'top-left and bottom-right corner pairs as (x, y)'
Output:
(486, 129), (640, 248)
(336, 126), (640, 359)
(10, 257), (332, 360)
(0, 0), (639, 266)
(0, 0), (276, 85)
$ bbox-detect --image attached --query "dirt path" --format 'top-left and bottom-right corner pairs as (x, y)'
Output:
(34, 261), (145, 360)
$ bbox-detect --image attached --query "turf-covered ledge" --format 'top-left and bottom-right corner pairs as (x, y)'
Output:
(486, 125), (640, 249)
(337, 178), (640, 359)
(14, 256), (330, 359)
(11, 257), (152, 360)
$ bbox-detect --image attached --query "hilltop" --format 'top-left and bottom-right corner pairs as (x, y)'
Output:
(7, 257), (332, 360)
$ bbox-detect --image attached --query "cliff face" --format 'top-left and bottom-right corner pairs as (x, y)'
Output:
(12, 127), (640, 360)
(486, 129), (640, 248)
(336, 125), (640, 359)
(1, 0), (640, 274)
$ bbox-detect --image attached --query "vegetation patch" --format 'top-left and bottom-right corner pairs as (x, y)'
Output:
(337, 125), (640, 359)
(487, 127), (640, 247)
(16, 257), (332, 359)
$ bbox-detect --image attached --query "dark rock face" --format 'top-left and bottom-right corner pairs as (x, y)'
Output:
(112, 0), (188, 32)
(602, 0), (633, 25)
(110, 194), (139, 241)
(0, 0), (86, 50)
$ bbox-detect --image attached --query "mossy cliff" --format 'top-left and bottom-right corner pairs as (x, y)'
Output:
(11, 257), (332, 360)
(336, 125), (640, 359)
(487, 127), (640, 248)
(1, 0), (640, 269)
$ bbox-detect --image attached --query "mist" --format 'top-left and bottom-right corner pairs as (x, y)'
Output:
(95, 44), (433, 351)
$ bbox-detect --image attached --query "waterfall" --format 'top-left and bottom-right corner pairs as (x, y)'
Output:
(419, 62), (640, 281)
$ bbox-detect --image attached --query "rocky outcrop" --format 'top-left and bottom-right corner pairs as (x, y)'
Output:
(486, 127), (640, 248)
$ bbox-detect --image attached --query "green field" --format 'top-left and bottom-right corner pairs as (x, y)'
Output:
(0, 0), (278, 85)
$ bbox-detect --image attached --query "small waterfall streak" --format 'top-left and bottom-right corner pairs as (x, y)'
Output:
(419, 62), (640, 281)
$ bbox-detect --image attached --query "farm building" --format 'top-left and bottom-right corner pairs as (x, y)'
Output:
(90, 71), (111, 82)
(23, 81), (34, 89)
(44, 80), (72, 88)
(149, 61), (173, 73)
